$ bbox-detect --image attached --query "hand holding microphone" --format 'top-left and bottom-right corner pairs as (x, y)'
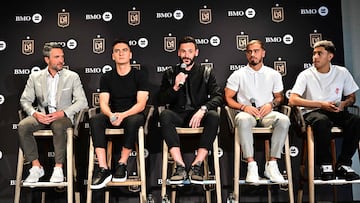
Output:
(250, 98), (262, 127)
(177, 63), (188, 88)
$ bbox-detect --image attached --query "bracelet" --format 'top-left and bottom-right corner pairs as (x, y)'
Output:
(240, 104), (246, 111)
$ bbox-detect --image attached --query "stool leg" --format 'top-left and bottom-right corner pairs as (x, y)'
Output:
(213, 136), (222, 203)
(14, 147), (24, 203)
(203, 157), (211, 203)
(330, 139), (337, 202)
(234, 128), (240, 202)
(265, 139), (272, 203)
(307, 126), (315, 203)
(105, 140), (113, 203)
(138, 127), (146, 203)
(161, 140), (169, 199)
(297, 137), (307, 203)
(86, 138), (94, 203)
(67, 128), (73, 203)
(284, 135), (294, 203)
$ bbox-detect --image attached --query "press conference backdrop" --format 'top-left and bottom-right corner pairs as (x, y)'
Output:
(0, 1), (357, 202)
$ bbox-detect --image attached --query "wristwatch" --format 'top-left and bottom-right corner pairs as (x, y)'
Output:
(200, 105), (208, 113)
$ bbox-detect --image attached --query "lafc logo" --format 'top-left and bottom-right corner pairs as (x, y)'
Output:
(58, 12), (70, 28)
(236, 35), (248, 51)
(92, 93), (100, 107)
(309, 33), (322, 48)
(274, 60), (287, 76)
(164, 37), (176, 52)
(128, 10), (140, 26)
(271, 7), (284, 23)
(131, 63), (141, 70)
(22, 39), (34, 55)
(199, 9), (212, 24)
(93, 38), (105, 54)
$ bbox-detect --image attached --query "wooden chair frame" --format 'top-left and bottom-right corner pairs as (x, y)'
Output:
(225, 105), (294, 203)
(86, 105), (154, 203)
(293, 106), (360, 203)
(14, 108), (87, 203)
(159, 106), (222, 203)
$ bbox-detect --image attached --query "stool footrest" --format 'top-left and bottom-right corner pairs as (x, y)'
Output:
(314, 179), (360, 185)
(22, 181), (69, 187)
(238, 179), (289, 185)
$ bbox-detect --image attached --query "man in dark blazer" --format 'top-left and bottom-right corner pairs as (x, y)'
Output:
(18, 42), (88, 183)
(158, 36), (223, 184)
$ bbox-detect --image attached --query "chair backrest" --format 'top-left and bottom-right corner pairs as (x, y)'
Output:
(289, 105), (360, 137)
(88, 105), (154, 135)
(225, 105), (291, 134)
(18, 108), (88, 137)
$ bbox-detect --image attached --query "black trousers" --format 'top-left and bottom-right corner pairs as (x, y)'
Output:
(159, 109), (219, 150)
(304, 109), (360, 166)
(90, 113), (145, 150)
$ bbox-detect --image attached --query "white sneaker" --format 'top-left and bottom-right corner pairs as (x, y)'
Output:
(24, 166), (45, 183)
(50, 167), (64, 183)
(264, 160), (285, 183)
(246, 161), (259, 183)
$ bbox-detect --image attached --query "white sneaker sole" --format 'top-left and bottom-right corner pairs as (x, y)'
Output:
(112, 171), (127, 182)
(90, 175), (112, 189)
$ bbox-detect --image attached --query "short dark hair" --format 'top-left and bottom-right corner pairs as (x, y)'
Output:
(178, 36), (198, 50)
(43, 42), (63, 57)
(112, 39), (131, 51)
(246, 39), (265, 51)
(313, 40), (336, 54)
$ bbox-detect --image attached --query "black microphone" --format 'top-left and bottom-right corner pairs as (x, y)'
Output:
(250, 98), (262, 126)
(178, 63), (187, 88)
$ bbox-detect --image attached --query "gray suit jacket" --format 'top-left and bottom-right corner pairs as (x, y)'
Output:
(20, 67), (88, 124)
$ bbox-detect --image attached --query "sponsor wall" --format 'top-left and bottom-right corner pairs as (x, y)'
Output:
(0, 1), (352, 202)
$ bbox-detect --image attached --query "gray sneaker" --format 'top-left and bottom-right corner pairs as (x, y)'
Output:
(170, 163), (187, 184)
(189, 162), (203, 184)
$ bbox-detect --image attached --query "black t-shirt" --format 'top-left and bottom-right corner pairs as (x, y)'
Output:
(100, 68), (148, 112)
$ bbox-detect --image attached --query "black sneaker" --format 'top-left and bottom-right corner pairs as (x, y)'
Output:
(189, 162), (203, 184)
(320, 165), (334, 181)
(335, 165), (360, 181)
(170, 163), (187, 184)
(91, 167), (112, 189)
(112, 162), (128, 182)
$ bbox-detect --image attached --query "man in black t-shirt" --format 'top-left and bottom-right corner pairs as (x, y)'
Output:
(89, 39), (149, 189)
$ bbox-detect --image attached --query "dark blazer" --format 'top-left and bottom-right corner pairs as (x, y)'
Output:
(158, 63), (223, 112)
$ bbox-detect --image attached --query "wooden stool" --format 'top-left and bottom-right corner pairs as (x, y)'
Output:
(160, 107), (222, 203)
(225, 105), (294, 203)
(14, 108), (86, 203)
(14, 128), (74, 203)
(86, 105), (154, 203)
(295, 106), (360, 203)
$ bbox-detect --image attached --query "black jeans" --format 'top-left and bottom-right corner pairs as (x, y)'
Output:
(90, 113), (145, 150)
(304, 109), (360, 166)
(159, 109), (219, 150)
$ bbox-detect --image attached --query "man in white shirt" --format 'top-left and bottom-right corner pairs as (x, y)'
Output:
(289, 40), (360, 181)
(225, 39), (290, 183)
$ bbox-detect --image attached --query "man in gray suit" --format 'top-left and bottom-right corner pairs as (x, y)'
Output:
(18, 42), (88, 183)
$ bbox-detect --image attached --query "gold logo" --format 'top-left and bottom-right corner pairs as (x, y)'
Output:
(93, 38), (105, 54)
(131, 63), (141, 70)
(236, 35), (249, 51)
(200, 62), (213, 70)
(128, 10), (140, 26)
(58, 12), (70, 28)
(164, 37), (176, 52)
(274, 60), (287, 76)
(199, 9), (212, 24)
(309, 33), (322, 48)
(22, 39), (34, 55)
(271, 7), (284, 23)
(92, 93), (100, 107)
